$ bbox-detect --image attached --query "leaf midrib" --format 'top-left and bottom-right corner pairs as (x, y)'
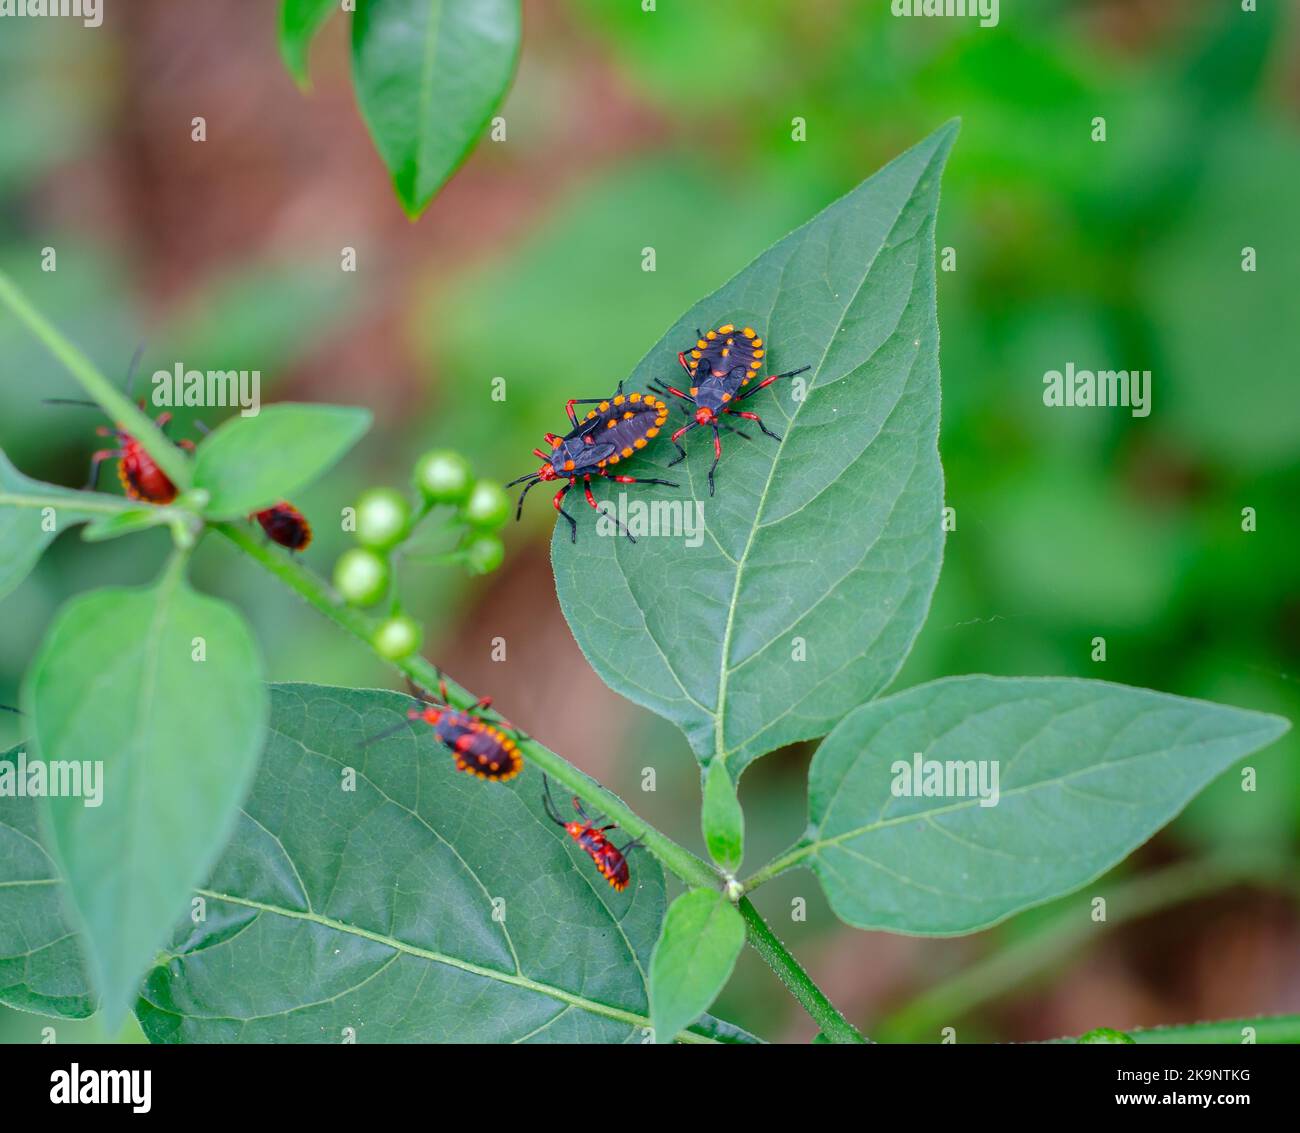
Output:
(188, 887), (716, 1043)
(712, 143), (944, 767)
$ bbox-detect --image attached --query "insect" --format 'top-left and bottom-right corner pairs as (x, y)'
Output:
(542, 775), (641, 892)
(45, 346), (194, 504)
(648, 323), (810, 495)
(254, 501), (312, 551)
(363, 673), (523, 782)
(506, 385), (679, 543)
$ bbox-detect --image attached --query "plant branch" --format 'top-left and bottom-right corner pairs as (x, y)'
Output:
(1058, 1015), (1300, 1045)
(217, 521), (869, 1042)
(737, 896), (866, 1044)
(742, 839), (812, 891)
(0, 270), (192, 491)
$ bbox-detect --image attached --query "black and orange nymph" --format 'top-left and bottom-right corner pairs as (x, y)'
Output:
(542, 775), (641, 892)
(363, 674), (522, 782)
(507, 385), (679, 543)
(649, 323), (811, 496)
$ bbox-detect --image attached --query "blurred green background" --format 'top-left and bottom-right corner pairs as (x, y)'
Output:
(1, 0), (1297, 1043)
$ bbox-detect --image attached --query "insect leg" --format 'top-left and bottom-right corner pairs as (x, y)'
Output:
(667, 419), (698, 467)
(553, 480), (578, 543)
(728, 409), (782, 442)
(86, 448), (122, 491)
(707, 424), (723, 497)
(736, 364), (811, 401)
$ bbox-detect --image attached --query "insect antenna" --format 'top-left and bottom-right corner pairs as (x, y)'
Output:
(541, 774), (566, 826)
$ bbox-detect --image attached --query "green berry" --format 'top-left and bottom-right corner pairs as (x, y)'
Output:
(333, 547), (389, 607)
(373, 614), (422, 660)
(462, 479), (511, 530)
(1076, 1027), (1136, 1044)
(354, 487), (410, 550)
(414, 449), (473, 505)
(462, 532), (505, 575)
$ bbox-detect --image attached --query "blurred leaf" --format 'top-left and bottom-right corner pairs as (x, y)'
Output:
(279, 0), (340, 88)
(555, 124), (955, 775)
(0, 743), (95, 1019)
(435, 162), (819, 483)
(702, 761), (744, 872)
(0, 451), (104, 600)
(134, 684), (709, 1044)
(22, 568), (267, 1025)
(193, 403), (371, 518)
(1142, 122), (1300, 471)
(351, 0), (521, 217)
(649, 889), (745, 1044)
(796, 675), (1289, 935)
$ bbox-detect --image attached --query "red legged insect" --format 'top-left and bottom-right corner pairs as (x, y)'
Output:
(506, 384), (679, 543)
(649, 323), (810, 496)
(45, 346), (194, 504)
(254, 501), (312, 551)
(541, 774), (641, 892)
(363, 673), (523, 782)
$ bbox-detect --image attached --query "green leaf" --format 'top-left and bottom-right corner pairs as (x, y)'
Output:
(22, 565), (268, 1025)
(0, 743), (95, 1019)
(796, 676), (1290, 935)
(554, 123), (956, 776)
(279, 0), (340, 88)
(702, 762), (744, 872)
(0, 450), (105, 600)
(351, 0), (522, 218)
(134, 684), (721, 1044)
(649, 889), (745, 1044)
(192, 403), (370, 518)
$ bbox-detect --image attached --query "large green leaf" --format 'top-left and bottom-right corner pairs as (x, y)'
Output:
(134, 684), (729, 1043)
(554, 123), (956, 777)
(192, 403), (370, 518)
(649, 889), (745, 1044)
(22, 568), (267, 1024)
(351, 0), (521, 218)
(793, 676), (1290, 935)
(0, 744), (95, 1019)
(0, 449), (105, 600)
(279, 0), (340, 88)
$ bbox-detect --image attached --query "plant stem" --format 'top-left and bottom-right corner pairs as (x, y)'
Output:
(738, 896), (867, 1044)
(216, 521), (864, 1042)
(742, 840), (812, 891)
(0, 269), (192, 491)
(214, 522), (719, 890)
(1061, 1015), (1300, 1045)
(0, 490), (138, 515)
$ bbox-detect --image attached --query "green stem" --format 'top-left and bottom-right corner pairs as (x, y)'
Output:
(742, 839), (811, 891)
(216, 521), (859, 1042)
(0, 490), (138, 515)
(0, 269), (192, 491)
(738, 896), (866, 1044)
(1061, 1015), (1300, 1045)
